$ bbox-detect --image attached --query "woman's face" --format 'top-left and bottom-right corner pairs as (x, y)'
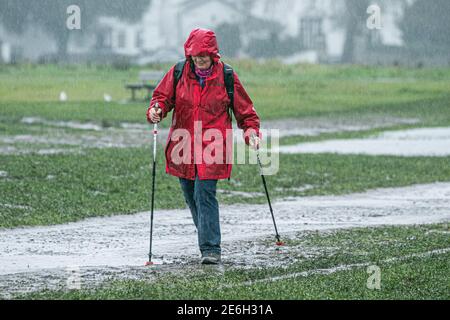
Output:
(192, 54), (212, 70)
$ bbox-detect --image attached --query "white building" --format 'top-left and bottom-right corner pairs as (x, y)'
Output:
(0, 24), (56, 63)
(250, 0), (405, 62)
(0, 0), (408, 64)
(96, 0), (255, 63)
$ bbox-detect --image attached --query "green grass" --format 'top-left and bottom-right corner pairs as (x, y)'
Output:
(1, 146), (449, 228)
(0, 64), (140, 102)
(2, 63), (449, 301)
(21, 223), (450, 300)
(1, 63), (450, 228)
(1, 62), (449, 126)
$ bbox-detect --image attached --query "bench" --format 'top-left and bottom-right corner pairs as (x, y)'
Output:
(125, 71), (165, 101)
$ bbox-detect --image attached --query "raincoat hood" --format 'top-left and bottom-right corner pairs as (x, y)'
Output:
(184, 28), (221, 62)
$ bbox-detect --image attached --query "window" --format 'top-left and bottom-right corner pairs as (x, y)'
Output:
(300, 17), (324, 50)
(136, 32), (144, 49)
(117, 31), (127, 49)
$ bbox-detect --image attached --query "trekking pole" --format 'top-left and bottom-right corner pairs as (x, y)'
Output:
(253, 135), (285, 246)
(146, 122), (158, 266)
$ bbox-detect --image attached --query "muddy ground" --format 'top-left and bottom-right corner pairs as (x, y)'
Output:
(1, 182), (449, 299)
(0, 116), (419, 155)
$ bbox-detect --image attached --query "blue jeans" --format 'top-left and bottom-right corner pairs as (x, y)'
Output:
(179, 175), (221, 255)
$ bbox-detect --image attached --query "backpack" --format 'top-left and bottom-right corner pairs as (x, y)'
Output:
(173, 59), (235, 121)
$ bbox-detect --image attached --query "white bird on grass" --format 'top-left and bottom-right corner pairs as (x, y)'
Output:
(59, 91), (68, 102)
(104, 93), (112, 102)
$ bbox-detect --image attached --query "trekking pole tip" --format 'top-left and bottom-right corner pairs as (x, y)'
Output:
(275, 235), (285, 246)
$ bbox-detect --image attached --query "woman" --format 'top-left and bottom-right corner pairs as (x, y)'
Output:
(146, 28), (261, 264)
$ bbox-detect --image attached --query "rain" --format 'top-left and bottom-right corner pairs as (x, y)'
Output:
(0, 0), (449, 302)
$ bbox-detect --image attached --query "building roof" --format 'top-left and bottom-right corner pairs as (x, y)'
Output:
(178, 0), (278, 33)
(179, 0), (240, 13)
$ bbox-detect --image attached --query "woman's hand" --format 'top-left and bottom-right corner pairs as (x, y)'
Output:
(249, 135), (261, 151)
(147, 103), (162, 123)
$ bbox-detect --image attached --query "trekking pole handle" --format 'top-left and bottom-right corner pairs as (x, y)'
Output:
(250, 133), (260, 151)
(251, 133), (264, 176)
(153, 123), (158, 162)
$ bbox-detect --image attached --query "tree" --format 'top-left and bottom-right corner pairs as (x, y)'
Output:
(0, 0), (151, 59)
(335, 0), (409, 63)
(339, 0), (370, 63)
(400, 0), (450, 52)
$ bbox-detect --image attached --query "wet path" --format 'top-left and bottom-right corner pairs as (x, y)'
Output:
(1, 183), (449, 298)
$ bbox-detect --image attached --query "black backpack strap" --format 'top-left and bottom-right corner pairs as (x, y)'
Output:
(223, 63), (235, 183)
(173, 59), (186, 96)
(223, 63), (235, 121)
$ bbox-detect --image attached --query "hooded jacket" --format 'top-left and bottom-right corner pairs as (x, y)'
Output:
(148, 28), (260, 181)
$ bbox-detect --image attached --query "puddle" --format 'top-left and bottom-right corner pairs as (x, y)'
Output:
(0, 182), (449, 298)
(274, 185), (315, 193)
(218, 190), (265, 198)
(261, 116), (420, 138)
(0, 132), (152, 151)
(0, 145), (81, 155)
(225, 248), (450, 289)
(21, 117), (103, 131)
(279, 127), (450, 156)
(0, 203), (32, 210)
(1, 116), (421, 155)
(21, 115), (420, 137)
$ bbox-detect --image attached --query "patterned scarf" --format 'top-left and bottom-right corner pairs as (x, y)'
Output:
(194, 65), (213, 88)
(195, 65), (213, 78)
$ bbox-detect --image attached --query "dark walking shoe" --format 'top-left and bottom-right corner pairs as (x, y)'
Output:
(201, 252), (221, 265)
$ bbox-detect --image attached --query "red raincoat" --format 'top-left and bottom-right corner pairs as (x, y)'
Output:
(148, 28), (260, 181)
